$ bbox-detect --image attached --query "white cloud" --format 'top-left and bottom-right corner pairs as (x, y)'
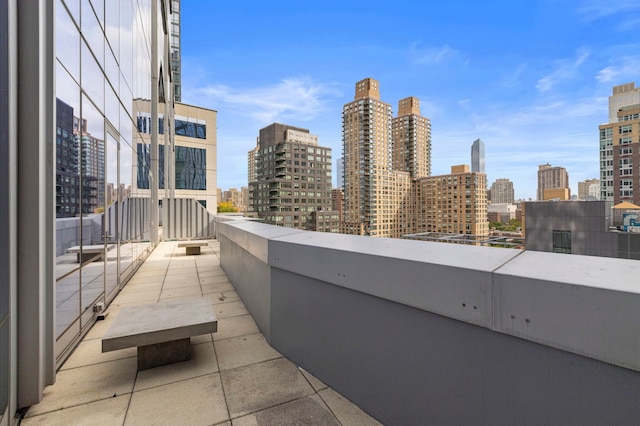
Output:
(458, 99), (471, 108)
(536, 49), (590, 92)
(196, 77), (341, 125)
(578, 0), (640, 21)
(596, 56), (640, 83)
(616, 17), (640, 31)
(409, 43), (468, 67)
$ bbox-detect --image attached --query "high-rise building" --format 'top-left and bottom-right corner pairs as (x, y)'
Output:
(170, 0), (182, 102)
(490, 178), (515, 204)
(601, 83), (639, 201)
(471, 138), (485, 173)
(578, 178), (600, 200)
(415, 165), (488, 236)
(342, 78), (485, 239)
(342, 78), (401, 237)
(608, 82), (640, 123)
(537, 163), (570, 201)
(599, 104), (640, 205)
(392, 97), (431, 179)
(336, 157), (344, 189)
(249, 123), (337, 232)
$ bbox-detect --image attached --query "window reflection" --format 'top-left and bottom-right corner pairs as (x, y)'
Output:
(54, 0), (159, 361)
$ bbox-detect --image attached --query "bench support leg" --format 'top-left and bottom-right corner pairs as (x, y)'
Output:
(185, 246), (201, 255)
(137, 338), (192, 370)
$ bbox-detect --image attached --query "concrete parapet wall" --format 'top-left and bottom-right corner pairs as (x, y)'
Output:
(219, 220), (640, 425)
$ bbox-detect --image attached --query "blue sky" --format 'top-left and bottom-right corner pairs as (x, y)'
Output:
(180, 0), (640, 200)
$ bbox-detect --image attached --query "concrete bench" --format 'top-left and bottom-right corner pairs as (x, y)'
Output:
(178, 241), (208, 255)
(102, 297), (217, 370)
(66, 244), (114, 263)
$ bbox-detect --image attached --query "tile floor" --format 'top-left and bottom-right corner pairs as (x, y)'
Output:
(24, 240), (382, 426)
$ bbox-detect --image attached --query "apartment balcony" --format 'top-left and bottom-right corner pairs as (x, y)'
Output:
(24, 238), (379, 425)
(21, 217), (640, 424)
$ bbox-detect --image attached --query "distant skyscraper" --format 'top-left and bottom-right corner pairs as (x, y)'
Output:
(537, 163), (569, 201)
(342, 78), (402, 237)
(471, 138), (485, 173)
(392, 97), (431, 179)
(249, 123), (337, 232)
(170, 0), (182, 102)
(490, 178), (515, 204)
(608, 82), (640, 123)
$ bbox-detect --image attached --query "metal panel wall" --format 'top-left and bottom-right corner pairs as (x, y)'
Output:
(162, 197), (215, 240)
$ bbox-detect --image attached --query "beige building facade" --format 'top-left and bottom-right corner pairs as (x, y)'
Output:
(131, 100), (218, 213)
(415, 165), (488, 236)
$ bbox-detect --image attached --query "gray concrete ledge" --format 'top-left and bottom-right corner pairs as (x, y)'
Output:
(219, 220), (640, 372)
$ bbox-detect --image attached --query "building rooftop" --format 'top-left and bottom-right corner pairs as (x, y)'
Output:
(23, 240), (380, 425)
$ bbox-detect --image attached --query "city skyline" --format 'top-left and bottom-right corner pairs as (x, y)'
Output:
(180, 0), (639, 199)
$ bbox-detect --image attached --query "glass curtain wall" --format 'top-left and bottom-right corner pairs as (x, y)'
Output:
(55, 0), (161, 364)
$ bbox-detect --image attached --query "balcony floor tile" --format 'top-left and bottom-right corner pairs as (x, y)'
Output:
(221, 357), (314, 419)
(125, 373), (228, 426)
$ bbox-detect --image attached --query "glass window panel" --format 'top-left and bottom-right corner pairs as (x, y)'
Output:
(175, 146), (206, 190)
(81, 0), (104, 68)
(81, 40), (104, 114)
(105, 84), (119, 131)
(105, 46), (119, 95)
(119, 103), (133, 148)
(62, 0), (80, 25)
(105, 0), (119, 61)
(104, 132), (119, 299)
(55, 63), (82, 342)
(119, 0), (133, 95)
(56, 0), (80, 83)
(89, 0), (104, 30)
(80, 94), (106, 316)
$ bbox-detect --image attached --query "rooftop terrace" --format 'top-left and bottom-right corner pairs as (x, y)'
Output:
(24, 240), (380, 425)
(18, 217), (640, 424)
